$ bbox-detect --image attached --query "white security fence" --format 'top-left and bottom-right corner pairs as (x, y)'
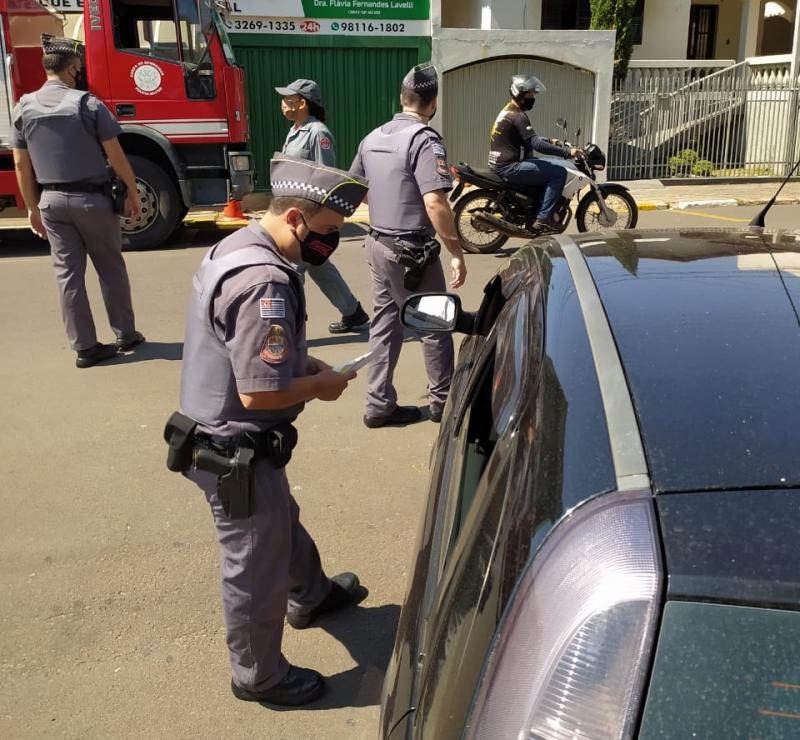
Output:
(610, 57), (799, 180)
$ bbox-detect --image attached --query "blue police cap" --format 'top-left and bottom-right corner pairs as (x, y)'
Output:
(270, 154), (368, 217)
(402, 62), (438, 96)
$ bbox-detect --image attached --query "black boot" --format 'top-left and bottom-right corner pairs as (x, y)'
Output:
(75, 343), (118, 369)
(230, 666), (325, 706)
(116, 331), (146, 351)
(363, 406), (422, 429)
(287, 573), (362, 629)
(328, 303), (369, 334)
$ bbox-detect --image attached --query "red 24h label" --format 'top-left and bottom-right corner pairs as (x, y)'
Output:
(300, 20), (320, 33)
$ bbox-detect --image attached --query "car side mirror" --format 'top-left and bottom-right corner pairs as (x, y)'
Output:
(401, 293), (476, 334)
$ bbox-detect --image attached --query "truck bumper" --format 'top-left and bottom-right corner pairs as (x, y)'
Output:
(228, 151), (254, 200)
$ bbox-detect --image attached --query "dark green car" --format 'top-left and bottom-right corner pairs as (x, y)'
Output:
(380, 230), (800, 740)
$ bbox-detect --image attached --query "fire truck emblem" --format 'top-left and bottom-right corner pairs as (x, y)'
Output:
(132, 62), (163, 96)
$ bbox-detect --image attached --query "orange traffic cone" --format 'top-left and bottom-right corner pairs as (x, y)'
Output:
(219, 198), (245, 220)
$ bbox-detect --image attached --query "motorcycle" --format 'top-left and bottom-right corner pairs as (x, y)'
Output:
(450, 119), (638, 254)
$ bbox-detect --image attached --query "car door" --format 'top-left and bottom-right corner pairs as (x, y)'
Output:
(408, 275), (546, 740)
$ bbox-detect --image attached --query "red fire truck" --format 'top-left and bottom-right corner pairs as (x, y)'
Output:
(0, 0), (253, 248)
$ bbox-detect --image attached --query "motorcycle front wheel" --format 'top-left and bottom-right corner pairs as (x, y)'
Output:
(453, 189), (510, 254)
(576, 187), (638, 232)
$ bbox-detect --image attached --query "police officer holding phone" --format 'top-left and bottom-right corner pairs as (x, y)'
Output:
(12, 35), (144, 368)
(173, 154), (368, 707)
(351, 63), (466, 428)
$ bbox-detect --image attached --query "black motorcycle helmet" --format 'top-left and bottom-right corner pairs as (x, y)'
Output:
(509, 74), (546, 111)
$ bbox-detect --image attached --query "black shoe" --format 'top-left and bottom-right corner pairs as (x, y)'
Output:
(328, 303), (369, 334)
(532, 218), (561, 235)
(75, 343), (118, 369)
(287, 573), (362, 629)
(363, 405), (422, 429)
(230, 666), (325, 706)
(430, 406), (443, 423)
(116, 331), (145, 351)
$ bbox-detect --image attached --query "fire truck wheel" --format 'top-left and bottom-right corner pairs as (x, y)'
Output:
(122, 156), (183, 250)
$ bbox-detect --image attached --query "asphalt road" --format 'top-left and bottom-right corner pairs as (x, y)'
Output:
(1, 203), (797, 740)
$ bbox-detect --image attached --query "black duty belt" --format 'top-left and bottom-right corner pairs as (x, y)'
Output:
(369, 229), (434, 249)
(41, 182), (109, 194)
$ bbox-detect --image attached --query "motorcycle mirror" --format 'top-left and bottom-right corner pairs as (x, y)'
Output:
(556, 118), (567, 130)
(576, 127), (581, 139)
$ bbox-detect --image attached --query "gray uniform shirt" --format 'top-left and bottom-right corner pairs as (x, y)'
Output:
(12, 81), (122, 184)
(180, 221), (308, 437)
(282, 116), (336, 167)
(350, 113), (452, 236)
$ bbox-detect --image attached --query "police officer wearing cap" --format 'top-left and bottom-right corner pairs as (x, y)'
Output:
(12, 35), (145, 368)
(351, 63), (466, 428)
(275, 78), (370, 335)
(176, 154), (368, 707)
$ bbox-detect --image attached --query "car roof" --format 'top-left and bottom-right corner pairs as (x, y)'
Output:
(557, 229), (800, 494)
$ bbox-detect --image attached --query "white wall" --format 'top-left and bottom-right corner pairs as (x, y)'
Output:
(440, 0), (542, 29)
(431, 27), (616, 163)
(631, 0), (693, 59)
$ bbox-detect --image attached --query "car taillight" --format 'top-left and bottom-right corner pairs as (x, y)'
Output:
(464, 491), (662, 740)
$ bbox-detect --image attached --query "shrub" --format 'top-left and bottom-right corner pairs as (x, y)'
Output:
(692, 159), (714, 177)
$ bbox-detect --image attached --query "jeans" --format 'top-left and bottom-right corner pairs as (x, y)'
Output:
(296, 259), (359, 317)
(497, 158), (567, 220)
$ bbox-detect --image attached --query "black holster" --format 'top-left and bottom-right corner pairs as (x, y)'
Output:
(163, 412), (298, 519)
(163, 411), (197, 472)
(395, 236), (441, 291)
(105, 177), (127, 214)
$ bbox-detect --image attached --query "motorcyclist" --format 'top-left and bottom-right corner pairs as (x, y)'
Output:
(488, 75), (580, 234)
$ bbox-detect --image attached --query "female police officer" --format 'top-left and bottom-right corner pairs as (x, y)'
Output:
(275, 79), (370, 335)
(177, 154), (368, 706)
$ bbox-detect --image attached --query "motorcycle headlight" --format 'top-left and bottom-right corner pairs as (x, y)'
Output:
(464, 491), (663, 740)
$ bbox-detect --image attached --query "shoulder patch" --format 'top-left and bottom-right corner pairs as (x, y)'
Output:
(431, 140), (446, 157)
(259, 297), (285, 319)
(320, 136), (332, 150)
(260, 324), (289, 364)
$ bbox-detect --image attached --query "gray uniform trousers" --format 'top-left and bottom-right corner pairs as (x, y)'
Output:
(365, 234), (454, 419)
(296, 259), (359, 317)
(38, 190), (135, 351)
(189, 459), (332, 691)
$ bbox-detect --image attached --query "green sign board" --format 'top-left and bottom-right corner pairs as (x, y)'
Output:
(300, 0), (428, 19)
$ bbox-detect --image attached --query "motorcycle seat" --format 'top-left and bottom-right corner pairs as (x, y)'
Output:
(459, 163), (541, 195)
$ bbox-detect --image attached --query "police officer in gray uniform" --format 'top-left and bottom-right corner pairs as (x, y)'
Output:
(177, 154), (368, 707)
(12, 35), (144, 368)
(276, 79), (370, 335)
(351, 63), (467, 428)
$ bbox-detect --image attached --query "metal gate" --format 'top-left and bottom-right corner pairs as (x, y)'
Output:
(610, 60), (800, 179)
(233, 40), (425, 188)
(443, 58), (596, 169)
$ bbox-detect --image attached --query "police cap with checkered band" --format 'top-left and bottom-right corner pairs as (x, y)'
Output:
(41, 33), (84, 56)
(401, 62), (438, 97)
(269, 153), (368, 217)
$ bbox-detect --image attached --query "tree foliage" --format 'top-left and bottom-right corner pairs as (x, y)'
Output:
(590, 0), (639, 82)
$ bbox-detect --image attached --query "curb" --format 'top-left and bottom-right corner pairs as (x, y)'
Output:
(674, 199), (739, 210)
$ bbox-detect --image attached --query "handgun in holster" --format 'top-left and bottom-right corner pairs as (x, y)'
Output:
(193, 445), (254, 519)
(395, 237), (441, 291)
(104, 177), (127, 215)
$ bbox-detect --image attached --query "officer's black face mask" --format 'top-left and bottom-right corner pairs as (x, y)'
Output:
(291, 213), (340, 266)
(519, 95), (535, 111)
(71, 65), (88, 91)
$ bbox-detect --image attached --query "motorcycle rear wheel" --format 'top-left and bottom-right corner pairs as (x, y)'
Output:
(453, 189), (510, 254)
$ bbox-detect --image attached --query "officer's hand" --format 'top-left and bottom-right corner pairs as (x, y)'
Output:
(450, 257), (467, 289)
(307, 356), (332, 375)
(28, 209), (46, 240)
(124, 191), (142, 219)
(314, 368), (355, 402)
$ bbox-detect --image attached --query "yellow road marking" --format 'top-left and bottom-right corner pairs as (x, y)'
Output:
(759, 708), (800, 721)
(668, 209), (750, 223)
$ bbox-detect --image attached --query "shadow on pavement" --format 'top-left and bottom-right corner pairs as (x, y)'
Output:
(265, 601), (401, 712)
(107, 341), (183, 364)
(307, 333), (369, 348)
